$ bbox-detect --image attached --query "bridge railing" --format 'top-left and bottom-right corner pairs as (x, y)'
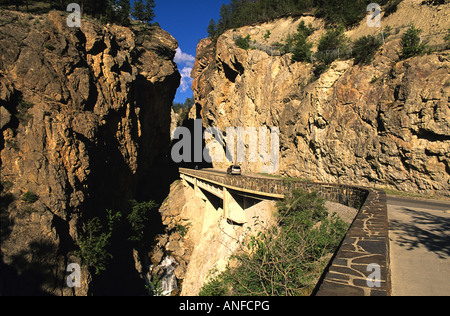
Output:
(179, 168), (367, 208)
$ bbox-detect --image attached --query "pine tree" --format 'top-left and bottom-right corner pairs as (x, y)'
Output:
(116, 0), (131, 26)
(218, 4), (232, 34)
(132, 0), (145, 21)
(400, 25), (427, 60)
(207, 19), (217, 39)
(132, 0), (156, 25)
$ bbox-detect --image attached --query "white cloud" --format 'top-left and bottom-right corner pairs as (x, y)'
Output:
(174, 47), (195, 68)
(179, 66), (193, 93)
(174, 47), (196, 94)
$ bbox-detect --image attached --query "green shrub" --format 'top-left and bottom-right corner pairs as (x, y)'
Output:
(177, 223), (191, 237)
(127, 200), (158, 245)
(235, 35), (251, 50)
(309, 25), (349, 78)
(316, 25), (348, 65)
(21, 191), (38, 204)
(297, 21), (315, 38)
(77, 216), (114, 275)
(291, 21), (314, 63)
(352, 35), (383, 65)
(199, 189), (348, 296)
(77, 199), (157, 275)
(383, 0), (402, 17)
(317, 25), (348, 55)
(400, 25), (427, 60)
(291, 36), (313, 63)
(77, 209), (122, 275)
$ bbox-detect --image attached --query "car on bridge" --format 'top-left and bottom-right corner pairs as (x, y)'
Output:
(227, 165), (242, 176)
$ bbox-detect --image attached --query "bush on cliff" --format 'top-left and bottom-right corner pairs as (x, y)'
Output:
(400, 24), (428, 60)
(352, 35), (383, 65)
(291, 21), (314, 63)
(77, 212), (119, 275)
(77, 200), (158, 275)
(199, 189), (348, 296)
(234, 35), (251, 50)
(311, 25), (348, 77)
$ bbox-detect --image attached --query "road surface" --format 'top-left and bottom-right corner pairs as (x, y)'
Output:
(387, 196), (450, 296)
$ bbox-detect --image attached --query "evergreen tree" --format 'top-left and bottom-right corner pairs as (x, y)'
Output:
(207, 0), (383, 37)
(116, 0), (131, 26)
(105, 0), (116, 23)
(207, 18), (217, 39)
(218, 4), (232, 34)
(315, 25), (348, 67)
(400, 25), (427, 59)
(291, 21), (315, 62)
(132, 0), (156, 25)
(317, 26), (348, 55)
(104, 0), (131, 26)
(145, 0), (156, 24)
(132, 0), (145, 22)
(135, 0), (156, 25)
(292, 35), (313, 63)
(133, 0), (156, 25)
(84, 0), (108, 17)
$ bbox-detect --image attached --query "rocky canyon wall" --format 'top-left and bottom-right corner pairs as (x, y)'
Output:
(0, 10), (180, 295)
(191, 3), (450, 197)
(150, 180), (278, 296)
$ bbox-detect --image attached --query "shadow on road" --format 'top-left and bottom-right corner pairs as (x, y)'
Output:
(390, 208), (450, 259)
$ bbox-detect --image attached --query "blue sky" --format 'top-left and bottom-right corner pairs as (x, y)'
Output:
(153, 0), (230, 104)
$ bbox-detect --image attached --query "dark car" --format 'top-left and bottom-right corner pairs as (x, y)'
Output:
(227, 165), (242, 175)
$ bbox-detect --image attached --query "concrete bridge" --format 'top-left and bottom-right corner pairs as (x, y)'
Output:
(179, 168), (391, 296)
(180, 169), (284, 224)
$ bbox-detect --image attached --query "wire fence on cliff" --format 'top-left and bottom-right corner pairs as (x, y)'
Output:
(232, 25), (449, 62)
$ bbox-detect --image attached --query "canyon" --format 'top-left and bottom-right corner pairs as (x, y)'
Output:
(191, 0), (450, 198)
(0, 10), (179, 295)
(1, 0), (449, 296)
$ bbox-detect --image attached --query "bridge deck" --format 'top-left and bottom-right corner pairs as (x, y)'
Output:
(180, 168), (285, 199)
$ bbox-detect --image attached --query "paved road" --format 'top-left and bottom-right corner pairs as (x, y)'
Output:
(387, 196), (450, 296)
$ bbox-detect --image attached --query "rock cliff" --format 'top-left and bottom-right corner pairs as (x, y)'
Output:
(149, 180), (278, 296)
(191, 2), (450, 197)
(0, 10), (180, 295)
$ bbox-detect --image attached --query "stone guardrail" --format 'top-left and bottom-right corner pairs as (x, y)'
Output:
(179, 168), (391, 296)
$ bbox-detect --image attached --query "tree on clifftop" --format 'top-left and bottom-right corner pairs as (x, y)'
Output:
(116, 0), (131, 26)
(207, 18), (217, 39)
(132, 0), (156, 25)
